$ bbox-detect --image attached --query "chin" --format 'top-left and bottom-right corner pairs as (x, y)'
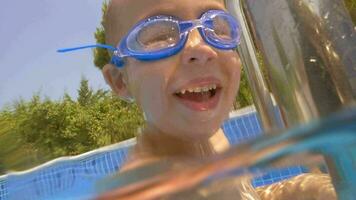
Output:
(180, 123), (221, 140)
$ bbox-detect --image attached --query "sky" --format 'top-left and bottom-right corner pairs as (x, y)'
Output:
(0, 0), (110, 109)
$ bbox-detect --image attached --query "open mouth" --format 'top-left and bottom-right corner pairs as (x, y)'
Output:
(174, 84), (222, 111)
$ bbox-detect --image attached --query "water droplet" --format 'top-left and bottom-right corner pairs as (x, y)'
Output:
(324, 12), (330, 19)
(332, 51), (339, 59)
(315, 27), (320, 34)
(309, 58), (317, 63)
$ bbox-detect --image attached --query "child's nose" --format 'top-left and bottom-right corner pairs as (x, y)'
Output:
(181, 29), (218, 66)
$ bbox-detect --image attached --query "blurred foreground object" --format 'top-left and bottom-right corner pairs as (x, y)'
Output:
(227, 0), (356, 130)
(97, 108), (355, 199)
(224, 0), (355, 199)
(256, 173), (336, 200)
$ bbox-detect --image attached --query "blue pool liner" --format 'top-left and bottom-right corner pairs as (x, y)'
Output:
(0, 106), (306, 200)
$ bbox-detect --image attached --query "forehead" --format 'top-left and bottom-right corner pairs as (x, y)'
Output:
(110, 0), (225, 17)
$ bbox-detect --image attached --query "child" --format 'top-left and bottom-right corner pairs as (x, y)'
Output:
(101, 0), (240, 169)
(60, 0), (336, 199)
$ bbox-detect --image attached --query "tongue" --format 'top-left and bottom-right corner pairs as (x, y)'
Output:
(179, 91), (211, 102)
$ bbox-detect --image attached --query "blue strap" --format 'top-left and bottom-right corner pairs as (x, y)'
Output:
(57, 44), (117, 53)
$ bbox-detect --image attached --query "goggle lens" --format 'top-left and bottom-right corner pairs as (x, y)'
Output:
(211, 15), (235, 41)
(128, 20), (180, 52)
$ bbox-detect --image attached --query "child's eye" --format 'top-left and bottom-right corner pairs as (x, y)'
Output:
(137, 22), (179, 50)
(212, 16), (233, 40)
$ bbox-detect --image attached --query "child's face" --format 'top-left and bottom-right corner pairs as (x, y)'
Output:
(104, 0), (241, 139)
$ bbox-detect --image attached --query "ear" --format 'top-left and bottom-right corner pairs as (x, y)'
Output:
(102, 63), (133, 100)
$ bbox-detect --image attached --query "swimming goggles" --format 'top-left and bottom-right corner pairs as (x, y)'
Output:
(58, 9), (241, 68)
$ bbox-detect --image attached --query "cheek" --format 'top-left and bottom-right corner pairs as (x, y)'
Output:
(129, 70), (164, 109)
(124, 59), (176, 118)
(219, 53), (242, 110)
(222, 52), (242, 86)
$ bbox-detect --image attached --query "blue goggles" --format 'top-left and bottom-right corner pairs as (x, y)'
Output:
(58, 10), (241, 68)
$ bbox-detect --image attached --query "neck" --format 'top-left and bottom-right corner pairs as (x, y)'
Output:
(134, 125), (230, 160)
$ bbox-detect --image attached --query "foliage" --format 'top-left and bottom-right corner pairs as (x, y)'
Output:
(0, 78), (144, 171)
(234, 68), (253, 109)
(93, 1), (110, 70)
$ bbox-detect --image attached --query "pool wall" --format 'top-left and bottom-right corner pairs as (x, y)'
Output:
(0, 106), (306, 200)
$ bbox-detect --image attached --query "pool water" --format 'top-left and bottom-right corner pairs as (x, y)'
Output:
(0, 106), (307, 200)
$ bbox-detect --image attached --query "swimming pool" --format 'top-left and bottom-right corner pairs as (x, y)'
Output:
(0, 106), (306, 200)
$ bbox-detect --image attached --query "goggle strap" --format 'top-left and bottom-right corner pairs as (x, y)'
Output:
(111, 56), (125, 68)
(56, 44), (117, 53)
(57, 44), (125, 68)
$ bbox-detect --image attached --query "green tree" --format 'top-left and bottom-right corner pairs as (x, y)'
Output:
(93, 1), (110, 70)
(234, 68), (253, 108)
(77, 77), (93, 106)
(0, 78), (144, 171)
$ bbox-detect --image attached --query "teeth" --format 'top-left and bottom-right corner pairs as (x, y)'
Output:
(177, 84), (217, 95)
(202, 87), (209, 92)
(193, 88), (201, 92)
